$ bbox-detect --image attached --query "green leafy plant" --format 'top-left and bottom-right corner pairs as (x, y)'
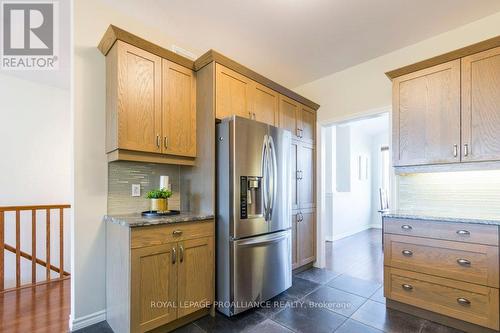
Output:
(146, 188), (172, 199)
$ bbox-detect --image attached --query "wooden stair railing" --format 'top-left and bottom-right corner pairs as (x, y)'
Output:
(0, 204), (71, 292)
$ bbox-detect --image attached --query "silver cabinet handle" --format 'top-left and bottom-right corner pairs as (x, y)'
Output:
(457, 258), (471, 267)
(401, 225), (413, 231)
(172, 230), (183, 236)
(179, 245), (184, 263)
(253, 113), (256, 119)
(297, 212), (303, 222)
(456, 230), (470, 236)
(248, 112), (252, 119)
(172, 247), (176, 264)
(453, 144), (458, 157)
(156, 135), (161, 148)
(402, 250), (413, 257)
(402, 284), (413, 291)
(463, 144), (469, 157)
(164, 137), (168, 149)
(457, 297), (471, 306)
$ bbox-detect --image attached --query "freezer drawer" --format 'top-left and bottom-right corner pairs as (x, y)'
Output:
(231, 230), (292, 315)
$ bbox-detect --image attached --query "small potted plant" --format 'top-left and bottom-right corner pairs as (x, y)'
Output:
(146, 188), (172, 212)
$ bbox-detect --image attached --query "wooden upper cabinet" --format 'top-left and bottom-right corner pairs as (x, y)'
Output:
(461, 46), (500, 163)
(298, 142), (316, 209)
(111, 41), (162, 154)
(279, 94), (300, 137)
(131, 243), (178, 332)
(105, 41), (197, 164)
(252, 83), (278, 126)
(290, 140), (299, 210)
(162, 59), (196, 157)
(299, 105), (316, 143)
(215, 64), (253, 120)
(392, 60), (461, 166)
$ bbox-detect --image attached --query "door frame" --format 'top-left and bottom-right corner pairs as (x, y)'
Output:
(314, 105), (396, 268)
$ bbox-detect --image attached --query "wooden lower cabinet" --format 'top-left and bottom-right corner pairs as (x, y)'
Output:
(131, 243), (178, 332)
(177, 237), (214, 318)
(292, 209), (316, 269)
(383, 217), (500, 332)
(106, 219), (215, 333)
(386, 267), (499, 330)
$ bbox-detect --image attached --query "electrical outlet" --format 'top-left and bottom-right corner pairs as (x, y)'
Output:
(131, 184), (141, 197)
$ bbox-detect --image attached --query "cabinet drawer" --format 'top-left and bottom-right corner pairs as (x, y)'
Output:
(384, 217), (499, 246)
(384, 234), (499, 287)
(131, 220), (214, 249)
(385, 267), (499, 330)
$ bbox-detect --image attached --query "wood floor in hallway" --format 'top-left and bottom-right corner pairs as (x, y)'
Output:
(0, 278), (70, 333)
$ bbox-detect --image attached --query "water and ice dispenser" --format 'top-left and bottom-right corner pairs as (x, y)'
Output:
(239, 176), (263, 219)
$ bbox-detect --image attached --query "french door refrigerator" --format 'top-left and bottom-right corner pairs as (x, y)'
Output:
(216, 116), (292, 316)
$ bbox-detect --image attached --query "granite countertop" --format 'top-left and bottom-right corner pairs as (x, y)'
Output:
(104, 212), (215, 228)
(382, 210), (500, 226)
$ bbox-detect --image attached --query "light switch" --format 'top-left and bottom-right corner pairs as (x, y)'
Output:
(131, 184), (141, 197)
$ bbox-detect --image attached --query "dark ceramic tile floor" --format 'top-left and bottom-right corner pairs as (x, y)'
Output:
(77, 229), (463, 333)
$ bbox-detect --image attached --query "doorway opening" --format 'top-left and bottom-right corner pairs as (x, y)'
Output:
(321, 112), (390, 282)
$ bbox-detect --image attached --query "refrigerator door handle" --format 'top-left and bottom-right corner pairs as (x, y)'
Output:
(267, 135), (277, 221)
(261, 134), (269, 220)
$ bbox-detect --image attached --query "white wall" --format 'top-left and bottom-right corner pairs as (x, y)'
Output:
(0, 74), (71, 288)
(73, 0), (201, 328)
(294, 11), (500, 123)
(329, 123), (372, 240)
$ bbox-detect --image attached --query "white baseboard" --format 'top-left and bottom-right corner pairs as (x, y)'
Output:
(331, 225), (381, 241)
(70, 310), (106, 331)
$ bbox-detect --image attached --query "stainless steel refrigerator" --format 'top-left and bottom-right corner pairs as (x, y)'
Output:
(216, 116), (292, 316)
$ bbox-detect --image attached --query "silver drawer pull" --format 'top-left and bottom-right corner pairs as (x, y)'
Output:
(402, 249), (413, 257)
(457, 297), (471, 306)
(401, 225), (413, 230)
(456, 230), (470, 236)
(172, 230), (183, 236)
(402, 284), (413, 291)
(457, 258), (471, 267)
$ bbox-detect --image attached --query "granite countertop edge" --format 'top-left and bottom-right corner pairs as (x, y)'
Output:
(382, 211), (500, 226)
(104, 213), (215, 227)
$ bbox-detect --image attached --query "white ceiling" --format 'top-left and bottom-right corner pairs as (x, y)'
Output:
(344, 113), (389, 137)
(102, 0), (500, 88)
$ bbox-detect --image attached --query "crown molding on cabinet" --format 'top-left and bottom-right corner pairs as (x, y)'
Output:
(195, 50), (320, 110)
(98, 25), (196, 69)
(385, 35), (500, 80)
(98, 25), (320, 111)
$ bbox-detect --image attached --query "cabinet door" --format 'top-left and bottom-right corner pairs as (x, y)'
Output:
(290, 140), (299, 210)
(297, 209), (315, 266)
(177, 237), (214, 317)
(253, 83), (278, 125)
(131, 243), (178, 332)
(461, 46), (500, 162)
(299, 105), (316, 143)
(392, 60), (461, 166)
(117, 41), (162, 153)
(162, 59), (196, 157)
(292, 211), (299, 269)
(298, 142), (315, 209)
(279, 95), (300, 137)
(216, 64), (253, 120)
